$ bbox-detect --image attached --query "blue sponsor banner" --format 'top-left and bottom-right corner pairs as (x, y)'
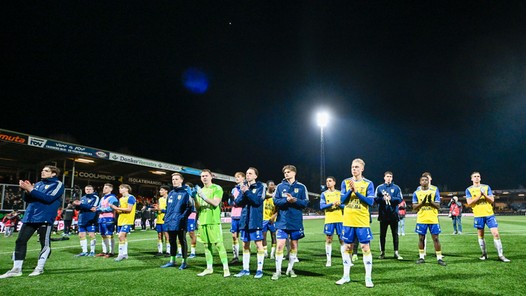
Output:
(28, 137), (109, 159)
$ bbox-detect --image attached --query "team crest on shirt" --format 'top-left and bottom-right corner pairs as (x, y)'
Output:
(45, 185), (50, 189)
(252, 189), (257, 194)
(177, 195), (182, 200)
(391, 189), (394, 193)
(294, 188), (299, 193)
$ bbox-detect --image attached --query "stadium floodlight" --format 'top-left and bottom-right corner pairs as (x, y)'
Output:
(316, 111), (330, 192)
(316, 111), (329, 128)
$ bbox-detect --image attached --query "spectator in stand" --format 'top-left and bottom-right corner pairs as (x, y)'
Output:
(448, 196), (463, 235)
(398, 199), (407, 236)
(140, 204), (149, 231)
(53, 207), (62, 234)
(3, 211), (19, 237)
(149, 204), (156, 230)
(62, 203), (75, 237)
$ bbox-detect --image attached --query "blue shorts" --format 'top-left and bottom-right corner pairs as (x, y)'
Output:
(230, 218), (241, 233)
(187, 219), (196, 232)
(324, 222), (343, 236)
(118, 225), (132, 233)
(156, 224), (166, 233)
(415, 223), (441, 235)
(78, 223), (97, 233)
(341, 226), (373, 244)
(262, 220), (276, 233)
(240, 229), (264, 242)
(98, 217), (115, 236)
(474, 216), (498, 229)
(276, 229), (305, 240)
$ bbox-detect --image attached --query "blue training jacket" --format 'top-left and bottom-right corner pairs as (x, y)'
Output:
(77, 193), (100, 225)
(274, 179), (309, 231)
(235, 181), (265, 230)
(374, 182), (403, 222)
(22, 177), (65, 224)
(164, 185), (193, 231)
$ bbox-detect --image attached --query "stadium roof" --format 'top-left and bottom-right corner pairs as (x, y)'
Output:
(0, 128), (235, 189)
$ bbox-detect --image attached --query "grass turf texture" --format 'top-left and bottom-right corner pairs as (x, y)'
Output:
(1, 216), (524, 296)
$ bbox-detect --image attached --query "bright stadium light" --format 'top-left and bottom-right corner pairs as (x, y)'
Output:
(316, 111), (330, 191)
(316, 111), (329, 128)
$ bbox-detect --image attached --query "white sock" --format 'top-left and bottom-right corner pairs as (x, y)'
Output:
(166, 243), (171, 254)
(102, 237), (108, 254)
(90, 239), (96, 253)
(257, 251), (265, 271)
(157, 241), (163, 253)
(325, 243), (332, 262)
(80, 239), (88, 253)
(243, 250), (250, 271)
(191, 246), (196, 255)
(234, 242), (240, 258)
(275, 253), (283, 273)
(340, 244), (345, 255)
(36, 258), (47, 269)
(118, 243), (124, 256)
(110, 237), (115, 254)
(124, 241), (128, 256)
(271, 246), (276, 257)
(363, 253), (372, 279)
(287, 252), (297, 272)
(478, 238), (486, 254)
(14, 260), (23, 270)
(342, 252), (352, 278)
(494, 239), (503, 257)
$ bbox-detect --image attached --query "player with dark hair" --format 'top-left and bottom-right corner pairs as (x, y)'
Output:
(375, 171), (403, 260)
(97, 183), (119, 258)
(0, 165), (64, 278)
(466, 172), (510, 262)
(154, 185), (171, 256)
(272, 165), (309, 280)
(229, 172), (245, 264)
(320, 176), (344, 267)
(413, 175), (446, 266)
(262, 180), (277, 259)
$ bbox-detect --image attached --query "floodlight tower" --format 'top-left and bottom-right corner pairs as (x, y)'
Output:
(316, 111), (329, 191)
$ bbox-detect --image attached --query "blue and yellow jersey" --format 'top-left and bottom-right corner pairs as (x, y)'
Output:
(341, 178), (375, 227)
(412, 188), (440, 224)
(117, 195), (137, 226)
(466, 184), (494, 217)
(321, 190), (343, 223)
(263, 197), (277, 221)
(156, 197), (167, 224)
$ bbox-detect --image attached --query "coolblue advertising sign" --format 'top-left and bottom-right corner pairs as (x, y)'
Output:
(28, 136), (109, 159)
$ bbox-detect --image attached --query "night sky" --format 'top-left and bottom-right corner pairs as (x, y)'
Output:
(2, 2), (525, 193)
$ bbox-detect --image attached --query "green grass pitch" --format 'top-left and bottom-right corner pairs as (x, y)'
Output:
(1, 216), (524, 295)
